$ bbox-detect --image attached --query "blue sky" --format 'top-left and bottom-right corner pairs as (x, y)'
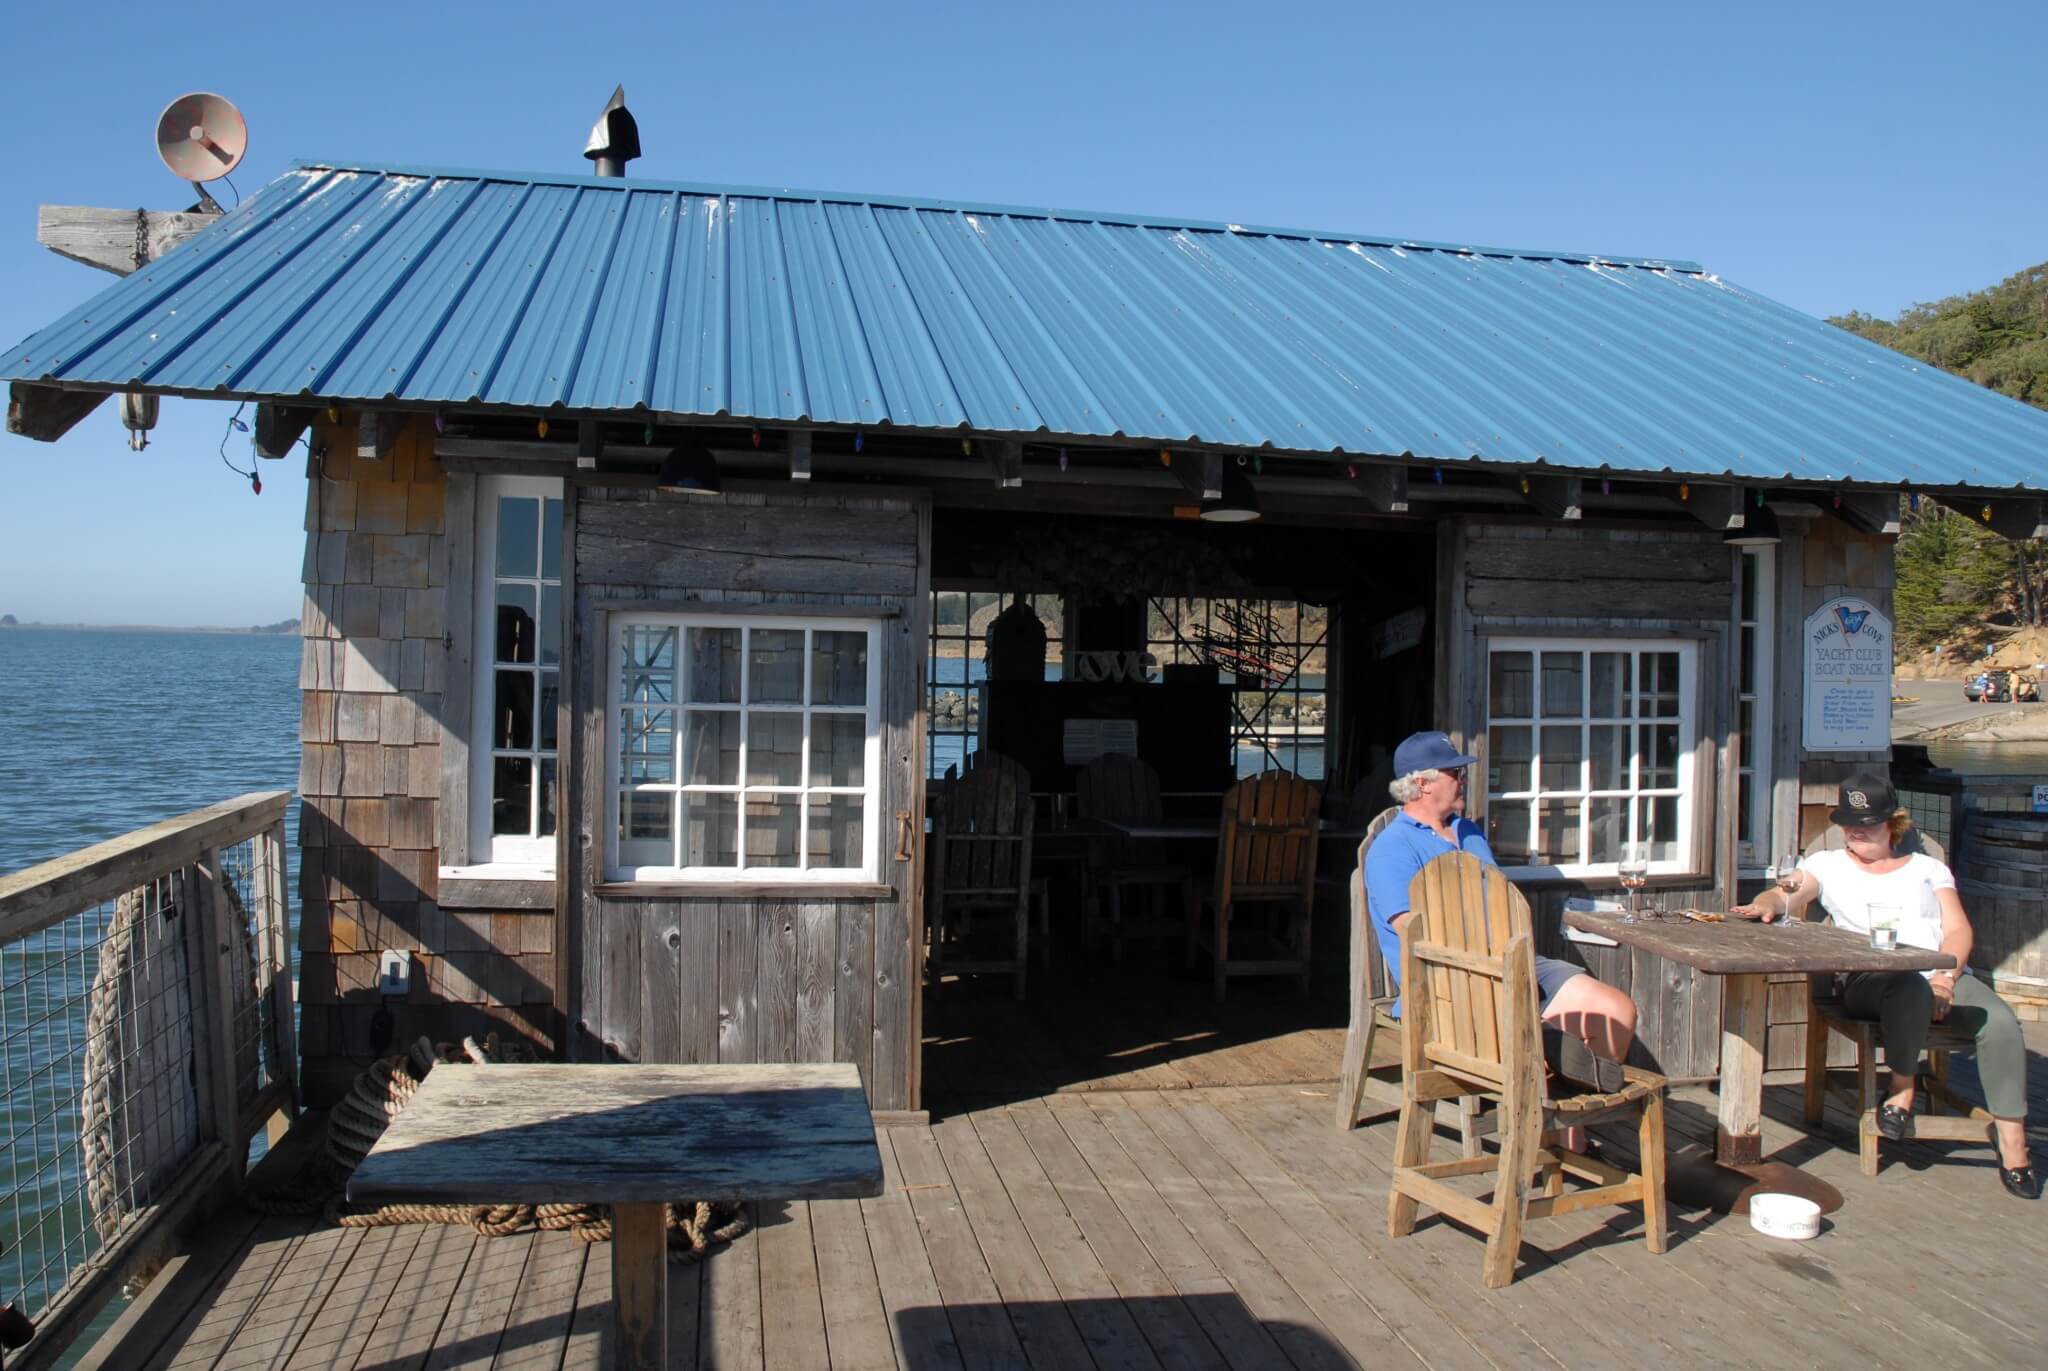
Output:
(3, 0), (2043, 624)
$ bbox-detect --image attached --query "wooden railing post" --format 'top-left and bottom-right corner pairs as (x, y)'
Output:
(187, 849), (242, 1160)
(258, 815), (300, 1138)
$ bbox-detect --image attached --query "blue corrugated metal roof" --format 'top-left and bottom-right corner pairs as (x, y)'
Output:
(10, 159), (2048, 492)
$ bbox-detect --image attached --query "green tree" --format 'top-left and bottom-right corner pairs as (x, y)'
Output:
(1892, 503), (2009, 652)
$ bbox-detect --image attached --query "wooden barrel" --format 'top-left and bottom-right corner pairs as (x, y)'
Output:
(1955, 812), (2048, 986)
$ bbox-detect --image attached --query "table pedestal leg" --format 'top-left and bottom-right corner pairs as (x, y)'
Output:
(612, 1202), (668, 1371)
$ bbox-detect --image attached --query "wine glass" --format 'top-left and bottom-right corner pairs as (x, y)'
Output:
(1774, 854), (1802, 927)
(1617, 843), (1651, 922)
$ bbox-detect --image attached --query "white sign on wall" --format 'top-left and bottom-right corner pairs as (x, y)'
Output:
(1802, 597), (1892, 752)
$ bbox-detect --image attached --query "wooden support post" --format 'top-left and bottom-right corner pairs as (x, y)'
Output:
(577, 421), (603, 470)
(258, 815), (300, 1115)
(7, 382), (109, 442)
(1522, 474), (1583, 521)
(988, 439), (1024, 488)
(188, 850), (243, 1156)
(357, 411), (401, 463)
(253, 403), (315, 459)
(788, 429), (813, 482)
(1683, 481), (1745, 532)
(1933, 495), (2047, 541)
(1833, 492), (1903, 537)
(1716, 970), (1769, 1165)
(1349, 461), (1409, 514)
(611, 1201), (668, 1370)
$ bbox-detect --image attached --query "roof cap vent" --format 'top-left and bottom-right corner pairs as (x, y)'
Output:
(584, 85), (640, 177)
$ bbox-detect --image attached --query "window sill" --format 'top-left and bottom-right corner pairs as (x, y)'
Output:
(595, 882), (897, 901)
(437, 865), (557, 911)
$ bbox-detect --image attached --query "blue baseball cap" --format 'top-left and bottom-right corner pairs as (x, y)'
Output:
(1392, 730), (1477, 778)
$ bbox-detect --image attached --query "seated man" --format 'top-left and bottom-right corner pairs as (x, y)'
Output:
(1364, 730), (1638, 1079)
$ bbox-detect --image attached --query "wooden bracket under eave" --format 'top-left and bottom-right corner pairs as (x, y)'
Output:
(1832, 491), (1904, 537)
(357, 410), (403, 462)
(577, 421), (604, 470)
(254, 403), (316, 459)
(1348, 461), (1409, 514)
(1165, 449), (1223, 501)
(1680, 481), (1746, 531)
(988, 439), (1024, 489)
(6, 382), (108, 442)
(1521, 474), (1583, 520)
(1932, 495), (2047, 541)
(788, 429), (813, 482)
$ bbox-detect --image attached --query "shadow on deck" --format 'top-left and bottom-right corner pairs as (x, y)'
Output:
(85, 1025), (2048, 1370)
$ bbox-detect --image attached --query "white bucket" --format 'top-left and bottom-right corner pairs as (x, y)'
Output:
(1748, 1192), (1821, 1240)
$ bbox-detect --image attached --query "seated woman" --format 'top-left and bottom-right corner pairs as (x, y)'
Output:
(1735, 773), (2038, 1200)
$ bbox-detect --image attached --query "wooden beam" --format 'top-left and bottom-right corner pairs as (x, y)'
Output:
(1681, 481), (1745, 531)
(1834, 491), (1904, 537)
(253, 403), (314, 459)
(1521, 474), (1583, 521)
(357, 410), (402, 463)
(7, 382), (108, 442)
(1349, 461), (1409, 514)
(788, 429), (813, 482)
(36, 204), (217, 277)
(577, 421), (604, 470)
(1165, 450), (1223, 501)
(1933, 495), (2047, 541)
(988, 439), (1023, 488)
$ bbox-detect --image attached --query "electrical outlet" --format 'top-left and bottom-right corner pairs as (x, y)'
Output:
(378, 949), (412, 997)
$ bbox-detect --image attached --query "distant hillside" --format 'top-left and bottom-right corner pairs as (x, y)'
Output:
(1829, 263), (2048, 659)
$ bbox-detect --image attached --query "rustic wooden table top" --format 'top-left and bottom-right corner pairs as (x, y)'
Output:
(347, 1063), (883, 1207)
(1562, 910), (1956, 977)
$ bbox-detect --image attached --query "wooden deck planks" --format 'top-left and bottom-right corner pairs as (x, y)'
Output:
(485, 1232), (589, 1371)
(757, 1202), (832, 1371)
(702, 1204), (766, 1369)
(856, 1127), (963, 1371)
(808, 1197), (900, 1371)
(886, 1125), (1032, 1369)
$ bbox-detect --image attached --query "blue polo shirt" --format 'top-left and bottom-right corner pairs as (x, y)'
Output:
(1364, 814), (1497, 1016)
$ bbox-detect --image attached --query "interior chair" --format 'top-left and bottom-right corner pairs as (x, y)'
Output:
(927, 750), (1037, 1000)
(1075, 754), (1198, 962)
(1799, 826), (1995, 1174)
(1334, 808), (1488, 1154)
(1194, 771), (1321, 1001)
(1387, 850), (1668, 1289)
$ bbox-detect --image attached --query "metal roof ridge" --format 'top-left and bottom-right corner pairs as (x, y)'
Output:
(287, 159), (1708, 274)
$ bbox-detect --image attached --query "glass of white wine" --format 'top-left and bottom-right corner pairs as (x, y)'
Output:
(1618, 843), (1651, 922)
(1774, 854), (1802, 927)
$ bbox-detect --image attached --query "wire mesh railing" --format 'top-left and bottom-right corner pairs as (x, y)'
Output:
(0, 790), (294, 1370)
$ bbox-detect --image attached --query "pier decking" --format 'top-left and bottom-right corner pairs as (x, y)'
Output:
(87, 1023), (2048, 1370)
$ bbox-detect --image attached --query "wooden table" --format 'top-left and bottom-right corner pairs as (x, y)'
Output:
(347, 1063), (882, 1370)
(1563, 909), (1952, 1211)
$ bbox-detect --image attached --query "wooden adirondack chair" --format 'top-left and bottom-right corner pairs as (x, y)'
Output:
(1387, 850), (1667, 1289)
(1333, 808), (1485, 1155)
(927, 751), (1036, 1000)
(1798, 827), (1993, 1174)
(1195, 771), (1321, 1001)
(1075, 755), (1198, 962)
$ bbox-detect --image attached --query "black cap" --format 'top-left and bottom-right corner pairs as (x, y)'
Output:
(1829, 772), (1897, 828)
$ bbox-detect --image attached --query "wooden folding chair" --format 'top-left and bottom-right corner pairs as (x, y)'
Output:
(1195, 771), (1321, 1001)
(1076, 755), (1198, 961)
(1387, 851), (1667, 1289)
(1334, 808), (1486, 1155)
(1798, 827), (1995, 1174)
(926, 751), (1036, 1000)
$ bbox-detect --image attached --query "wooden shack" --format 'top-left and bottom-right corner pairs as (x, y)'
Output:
(12, 158), (2048, 1111)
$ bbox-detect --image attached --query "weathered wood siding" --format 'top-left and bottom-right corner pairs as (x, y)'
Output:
(1439, 519), (1735, 1079)
(296, 415), (557, 1105)
(568, 487), (930, 1114)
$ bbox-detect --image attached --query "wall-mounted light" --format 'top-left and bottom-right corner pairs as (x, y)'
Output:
(1199, 468), (1260, 523)
(1723, 502), (1781, 547)
(657, 442), (722, 496)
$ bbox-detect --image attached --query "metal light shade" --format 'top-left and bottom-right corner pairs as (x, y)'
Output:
(1199, 468), (1261, 522)
(1723, 502), (1780, 546)
(657, 444), (722, 495)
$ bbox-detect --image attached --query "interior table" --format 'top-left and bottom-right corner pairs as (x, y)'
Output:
(347, 1062), (883, 1369)
(1561, 909), (1952, 1213)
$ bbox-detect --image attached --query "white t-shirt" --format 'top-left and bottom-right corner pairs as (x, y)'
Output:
(1797, 848), (1957, 976)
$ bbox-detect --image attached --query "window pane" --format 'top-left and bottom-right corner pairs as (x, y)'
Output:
(539, 672), (560, 751)
(492, 757), (532, 836)
(1739, 551), (1757, 620)
(813, 631), (869, 706)
(541, 585), (562, 666)
(1589, 724), (1629, 791)
(621, 626), (676, 703)
(746, 711), (803, 786)
(1739, 626), (1755, 695)
(1490, 652), (1533, 718)
(808, 795), (864, 868)
(1489, 725), (1532, 794)
(1587, 796), (1626, 865)
(622, 790), (672, 841)
(687, 627), (741, 703)
(1643, 723), (1681, 789)
(496, 585), (537, 664)
(1487, 803), (1531, 865)
(541, 498), (563, 579)
(1641, 651), (1681, 717)
(622, 709), (676, 783)
(1535, 800), (1578, 866)
(683, 793), (738, 866)
(935, 590), (968, 628)
(742, 794), (801, 868)
(1738, 773), (1753, 845)
(750, 629), (803, 703)
(496, 496), (538, 577)
(1639, 795), (1679, 864)
(1540, 653), (1583, 717)
(1590, 653), (1631, 717)
(539, 758), (557, 838)
(1539, 724), (1583, 792)
(494, 670), (534, 749)
(814, 715), (867, 787)
(680, 711), (737, 786)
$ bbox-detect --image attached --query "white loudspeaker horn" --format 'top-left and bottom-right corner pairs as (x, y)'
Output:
(156, 92), (247, 184)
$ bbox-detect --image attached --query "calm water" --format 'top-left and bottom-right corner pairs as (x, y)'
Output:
(0, 628), (300, 1348)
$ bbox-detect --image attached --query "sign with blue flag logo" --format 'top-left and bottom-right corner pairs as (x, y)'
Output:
(1804, 596), (1892, 751)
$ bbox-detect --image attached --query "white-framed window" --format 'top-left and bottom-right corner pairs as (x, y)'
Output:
(607, 614), (882, 883)
(470, 476), (564, 867)
(1483, 638), (1698, 876)
(1736, 547), (1775, 869)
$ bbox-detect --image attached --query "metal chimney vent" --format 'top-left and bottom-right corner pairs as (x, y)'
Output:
(584, 86), (641, 177)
